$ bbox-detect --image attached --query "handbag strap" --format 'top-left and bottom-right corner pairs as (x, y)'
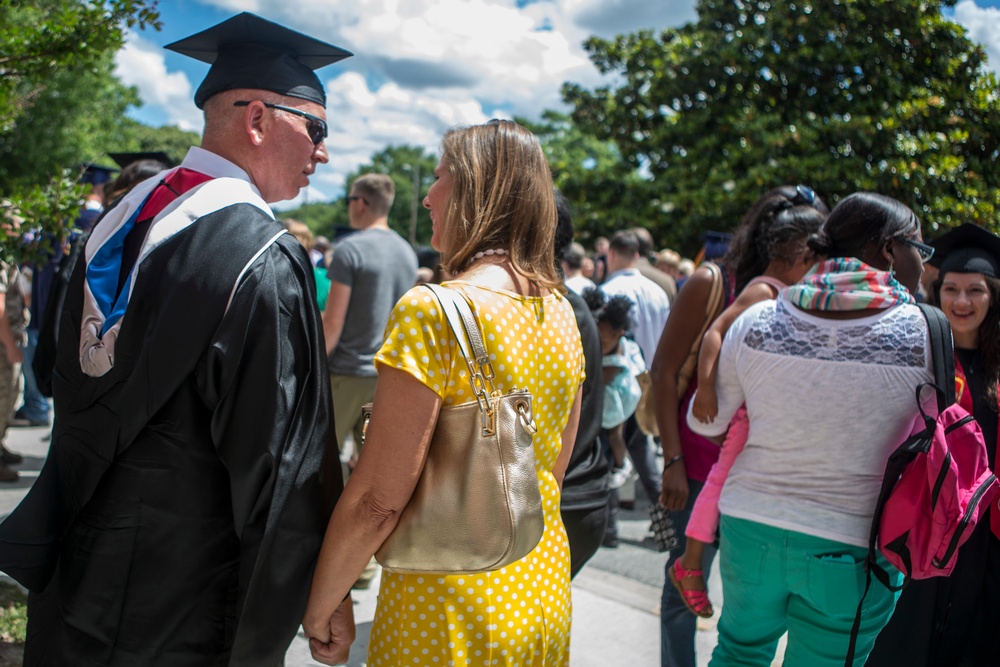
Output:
(423, 283), (499, 435)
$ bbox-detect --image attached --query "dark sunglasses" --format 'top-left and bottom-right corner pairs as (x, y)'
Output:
(898, 236), (935, 262)
(233, 101), (328, 145)
(791, 184), (817, 206)
(345, 195), (367, 206)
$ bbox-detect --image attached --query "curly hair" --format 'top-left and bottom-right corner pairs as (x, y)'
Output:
(934, 274), (1000, 409)
(582, 287), (633, 332)
(724, 185), (829, 293)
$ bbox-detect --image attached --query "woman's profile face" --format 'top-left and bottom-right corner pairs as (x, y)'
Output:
(423, 160), (454, 252)
(939, 272), (991, 345)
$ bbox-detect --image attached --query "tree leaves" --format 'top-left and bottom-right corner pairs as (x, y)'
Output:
(566, 0), (1000, 253)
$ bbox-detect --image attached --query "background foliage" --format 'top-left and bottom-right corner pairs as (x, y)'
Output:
(562, 0), (1000, 255)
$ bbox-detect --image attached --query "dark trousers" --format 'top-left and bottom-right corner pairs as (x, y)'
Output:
(562, 502), (610, 579)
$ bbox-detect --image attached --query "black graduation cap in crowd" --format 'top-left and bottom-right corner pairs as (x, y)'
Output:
(928, 223), (1000, 278)
(164, 12), (353, 109)
(79, 163), (119, 186)
(108, 152), (175, 169)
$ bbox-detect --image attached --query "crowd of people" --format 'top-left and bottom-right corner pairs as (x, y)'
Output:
(0, 10), (996, 667)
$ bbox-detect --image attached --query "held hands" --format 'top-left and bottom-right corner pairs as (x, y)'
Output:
(303, 594), (356, 665)
(690, 387), (718, 424)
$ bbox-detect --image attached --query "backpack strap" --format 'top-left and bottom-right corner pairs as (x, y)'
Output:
(918, 303), (955, 409)
(846, 303), (952, 667)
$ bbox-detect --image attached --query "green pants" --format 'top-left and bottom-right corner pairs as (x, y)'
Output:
(710, 515), (900, 667)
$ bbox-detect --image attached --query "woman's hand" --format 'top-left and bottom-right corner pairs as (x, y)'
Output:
(660, 459), (689, 511)
(304, 595), (356, 665)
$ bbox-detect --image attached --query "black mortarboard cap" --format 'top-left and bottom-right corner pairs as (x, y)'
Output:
(928, 223), (1000, 278)
(108, 152), (175, 169)
(80, 163), (119, 186)
(164, 12), (352, 109)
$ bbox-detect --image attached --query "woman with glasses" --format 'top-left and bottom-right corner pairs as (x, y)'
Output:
(868, 223), (1000, 667)
(687, 192), (934, 666)
(652, 184), (829, 667)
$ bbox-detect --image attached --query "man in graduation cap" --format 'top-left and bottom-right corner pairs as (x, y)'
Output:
(0, 13), (354, 666)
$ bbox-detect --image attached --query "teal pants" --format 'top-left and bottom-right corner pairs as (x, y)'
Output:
(710, 515), (900, 667)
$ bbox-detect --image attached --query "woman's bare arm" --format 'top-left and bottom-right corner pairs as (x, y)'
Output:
(651, 266), (716, 510)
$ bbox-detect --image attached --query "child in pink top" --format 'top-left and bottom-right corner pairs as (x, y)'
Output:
(668, 217), (822, 618)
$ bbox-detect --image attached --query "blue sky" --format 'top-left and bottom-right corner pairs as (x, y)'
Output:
(115, 0), (1000, 206)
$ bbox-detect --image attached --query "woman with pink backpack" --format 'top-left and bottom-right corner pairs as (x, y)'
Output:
(687, 193), (936, 667)
(867, 223), (1000, 667)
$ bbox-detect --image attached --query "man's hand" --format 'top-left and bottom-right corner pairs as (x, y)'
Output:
(659, 459), (689, 511)
(305, 595), (356, 666)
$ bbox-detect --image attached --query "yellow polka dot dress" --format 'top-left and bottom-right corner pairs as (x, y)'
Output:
(370, 281), (585, 667)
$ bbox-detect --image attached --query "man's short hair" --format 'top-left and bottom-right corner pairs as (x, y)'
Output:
(563, 242), (587, 270)
(351, 173), (395, 217)
(631, 227), (655, 259)
(609, 230), (640, 257)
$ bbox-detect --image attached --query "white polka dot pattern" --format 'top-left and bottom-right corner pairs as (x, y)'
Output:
(371, 282), (585, 666)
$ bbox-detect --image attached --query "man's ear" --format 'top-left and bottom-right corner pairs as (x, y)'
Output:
(244, 101), (269, 147)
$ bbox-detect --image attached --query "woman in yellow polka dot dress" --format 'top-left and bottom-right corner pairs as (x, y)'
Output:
(303, 119), (585, 667)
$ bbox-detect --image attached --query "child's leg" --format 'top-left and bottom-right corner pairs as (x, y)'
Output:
(670, 536), (714, 618)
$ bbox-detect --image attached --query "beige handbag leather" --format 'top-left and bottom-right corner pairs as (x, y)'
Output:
(372, 284), (545, 575)
(675, 261), (725, 399)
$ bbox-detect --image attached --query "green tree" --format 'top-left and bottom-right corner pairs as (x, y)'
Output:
(518, 111), (652, 245)
(117, 120), (201, 166)
(0, 0), (160, 262)
(283, 145), (438, 245)
(564, 0), (1000, 255)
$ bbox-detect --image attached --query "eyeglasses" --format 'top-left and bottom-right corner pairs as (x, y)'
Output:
(791, 184), (817, 206)
(345, 195), (367, 205)
(233, 101), (328, 146)
(898, 236), (935, 263)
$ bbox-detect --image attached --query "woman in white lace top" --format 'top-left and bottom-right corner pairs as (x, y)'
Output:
(688, 193), (935, 667)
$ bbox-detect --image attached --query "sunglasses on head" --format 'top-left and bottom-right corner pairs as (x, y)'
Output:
(791, 184), (817, 206)
(233, 101), (328, 146)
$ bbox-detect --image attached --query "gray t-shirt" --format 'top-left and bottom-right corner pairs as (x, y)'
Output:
(327, 228), (417, 376)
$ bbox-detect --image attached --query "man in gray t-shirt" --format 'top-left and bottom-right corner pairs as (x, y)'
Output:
(323, 173), (417, 459)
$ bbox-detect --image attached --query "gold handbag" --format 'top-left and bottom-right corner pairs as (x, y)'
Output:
(371, 284), (545, 575)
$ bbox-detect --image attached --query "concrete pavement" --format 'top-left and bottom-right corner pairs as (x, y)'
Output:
(0, 423), (786, 666)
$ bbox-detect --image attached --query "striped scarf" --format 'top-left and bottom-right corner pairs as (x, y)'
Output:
(785, 257), (916, 311)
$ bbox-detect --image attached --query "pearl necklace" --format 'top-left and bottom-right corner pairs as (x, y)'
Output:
(466, 248), (507, 268)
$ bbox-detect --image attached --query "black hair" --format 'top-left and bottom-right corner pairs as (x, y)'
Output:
(582, 287), (633, 331)
(553, 189), (574, 275)
(807, 192), (919, 264)
(609, 230), (640, 257)
(724, 185), (830, 293)
(631, 227), (655, 260)
(934, 273), (1000, 409)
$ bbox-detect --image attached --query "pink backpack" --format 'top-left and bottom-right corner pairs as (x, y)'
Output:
(847, 304), (999, 666)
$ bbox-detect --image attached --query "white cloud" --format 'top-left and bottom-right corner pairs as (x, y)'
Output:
(114, 33), (203, 132)
(564, 0), (696, 37)
(121, 0), (701, 200)
(953, 0), (1000, 73)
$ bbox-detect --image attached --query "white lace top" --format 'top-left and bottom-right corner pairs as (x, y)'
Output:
(688, 294), (934, 547)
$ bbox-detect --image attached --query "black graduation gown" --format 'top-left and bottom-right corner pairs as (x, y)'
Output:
(0, 203), (342, 666)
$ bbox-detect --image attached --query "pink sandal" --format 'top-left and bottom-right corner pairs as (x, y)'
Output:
(669, 559), (714, 618)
